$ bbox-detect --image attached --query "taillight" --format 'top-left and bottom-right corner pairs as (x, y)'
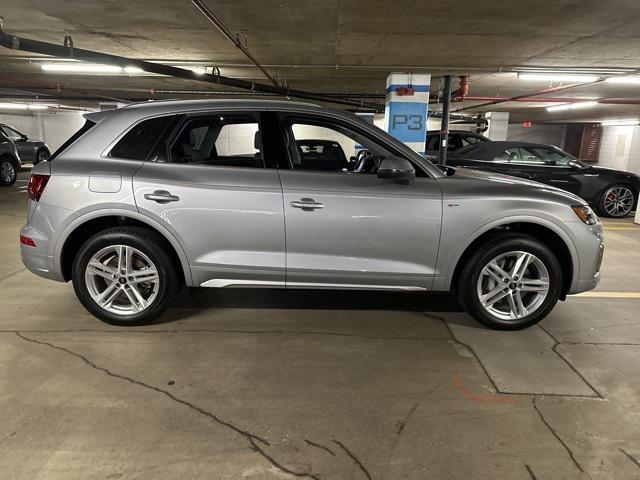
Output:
(28, 174), (50, 202)
(20, 235), (36, 247)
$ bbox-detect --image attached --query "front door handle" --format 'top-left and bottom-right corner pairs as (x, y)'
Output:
(290, 198), (324, 210)
(144, 190), (180, 203)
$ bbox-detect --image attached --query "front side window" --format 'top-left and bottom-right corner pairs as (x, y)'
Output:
(169, 114), (263, 168)
(1, 126), (24, 142)
(110, 116), (174, 161)
(286, 119), (397, 174)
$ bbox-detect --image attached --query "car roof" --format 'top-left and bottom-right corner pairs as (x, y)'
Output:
(84, 98), (325, 123)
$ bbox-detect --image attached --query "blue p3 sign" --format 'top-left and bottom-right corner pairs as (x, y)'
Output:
(387, 102), (428, 144)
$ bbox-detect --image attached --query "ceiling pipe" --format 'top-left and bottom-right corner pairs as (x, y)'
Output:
(189, 0), (279, 87)
(0, 27), (383, 111)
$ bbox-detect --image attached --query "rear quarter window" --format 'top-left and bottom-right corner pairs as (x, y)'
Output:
(109, 116), (174, 161)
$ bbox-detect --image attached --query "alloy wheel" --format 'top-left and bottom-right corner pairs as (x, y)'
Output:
(85, 245), (160, 316)
(1, 161), (15, 183)
(603, 186), (634, 217)
(476, 250), (550, 321)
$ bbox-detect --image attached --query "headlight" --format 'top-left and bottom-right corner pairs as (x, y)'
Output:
(571, 205), (599, 225)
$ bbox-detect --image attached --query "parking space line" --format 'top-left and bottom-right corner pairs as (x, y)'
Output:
(603, 227), (640, 231)
(574, 291), (640, 298)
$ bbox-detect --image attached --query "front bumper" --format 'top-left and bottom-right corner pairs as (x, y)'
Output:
(568, 221), (604, 295)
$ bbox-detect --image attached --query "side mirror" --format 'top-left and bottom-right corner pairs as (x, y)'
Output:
(377, 156), (415, 182)
(21, 134), (28, 141)
(568, 160), (585, 170)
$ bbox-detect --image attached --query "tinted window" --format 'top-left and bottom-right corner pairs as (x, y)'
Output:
(0, 126), (23, 142)
(110, 116), (173, 160)
(494, 147), (523, 163)
(169, 114), (263, 168)
(495, 147), (549, 165)
(426, 134), (440, 151)
(460, 134), (486, 146)
(527, 146), (575, 165)
(49, 120), (96, 161)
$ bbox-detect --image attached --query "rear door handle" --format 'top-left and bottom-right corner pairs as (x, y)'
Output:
(290, 198), (324, 210)
(144, 190), (180, 203)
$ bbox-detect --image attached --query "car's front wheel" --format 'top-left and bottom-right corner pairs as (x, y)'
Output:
(72, 227), (178, 325)
(0, 156), (17, 186)
(458, 234), (563, 330)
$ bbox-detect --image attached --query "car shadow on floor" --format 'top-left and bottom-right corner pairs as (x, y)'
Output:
(155, 288), (465, 325)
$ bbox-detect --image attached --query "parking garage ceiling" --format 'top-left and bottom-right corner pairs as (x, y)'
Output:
(2, 0), (640, 122)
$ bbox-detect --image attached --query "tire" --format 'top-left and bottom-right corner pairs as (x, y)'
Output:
(0, 156), (17, 186)
(72, 227), (179, 326)
(597, 184), (636, 218)
(457, 233), (563, 330)
(34, 148), (50, 165)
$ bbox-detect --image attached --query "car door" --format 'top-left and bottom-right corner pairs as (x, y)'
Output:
(278, 113), (442, 290)
(517, 146), (584, 195)
(0, 125), (31, 161)
(132, 111), (286, 288)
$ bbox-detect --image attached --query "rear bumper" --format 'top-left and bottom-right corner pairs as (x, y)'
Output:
(20, 223), (65, 282)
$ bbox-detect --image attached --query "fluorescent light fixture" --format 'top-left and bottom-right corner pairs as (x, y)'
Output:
(0, 103), (49, 110)
(601, 119), (640, 126)
(41, 62), (123, 73)
(518, 73), (600, 82)
(547, 101), (598, 112)
(605, 75), (640, 84)
(41, 62), (207, 75)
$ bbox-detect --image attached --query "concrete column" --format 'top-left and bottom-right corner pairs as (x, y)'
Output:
(484, 111), (509, 140)
(384, 73), (430, 153)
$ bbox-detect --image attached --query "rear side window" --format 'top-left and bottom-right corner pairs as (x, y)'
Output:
(110, 116), (174, 161)
(49, 120), (96, 161)
(169, 113), (264, 168)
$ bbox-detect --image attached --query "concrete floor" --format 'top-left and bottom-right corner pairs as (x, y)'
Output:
(1, 170), (640, 480)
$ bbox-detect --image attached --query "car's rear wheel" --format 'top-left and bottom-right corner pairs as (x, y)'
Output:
(35, 148), (50, 165)
(0, 156), (17, 186)
(598, 184), (635, 218)
(458, 234), (563, 330)
(72, 227), (178, 325)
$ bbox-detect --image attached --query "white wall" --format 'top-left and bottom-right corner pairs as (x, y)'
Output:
(0, 111), (86, 152)
(507, 123), (567, 148)
(597, 125), (638, 174)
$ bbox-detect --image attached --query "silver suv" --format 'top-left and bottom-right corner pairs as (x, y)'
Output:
(20, 100), (604, 329)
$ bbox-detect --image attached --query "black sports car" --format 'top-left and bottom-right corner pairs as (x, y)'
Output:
(434, 140), (639, 218)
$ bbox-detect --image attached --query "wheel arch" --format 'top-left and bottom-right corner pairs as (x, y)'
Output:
(56, 211), (192, 286)
(447, 218), (577, 298)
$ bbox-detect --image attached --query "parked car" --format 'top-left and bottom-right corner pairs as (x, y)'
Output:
(436, 141), (640, 218)
(425, 129), (489, 154)
(0, 129), (21, 186)
(0, 123), (50, 165)
(21, 100), (604, 330)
